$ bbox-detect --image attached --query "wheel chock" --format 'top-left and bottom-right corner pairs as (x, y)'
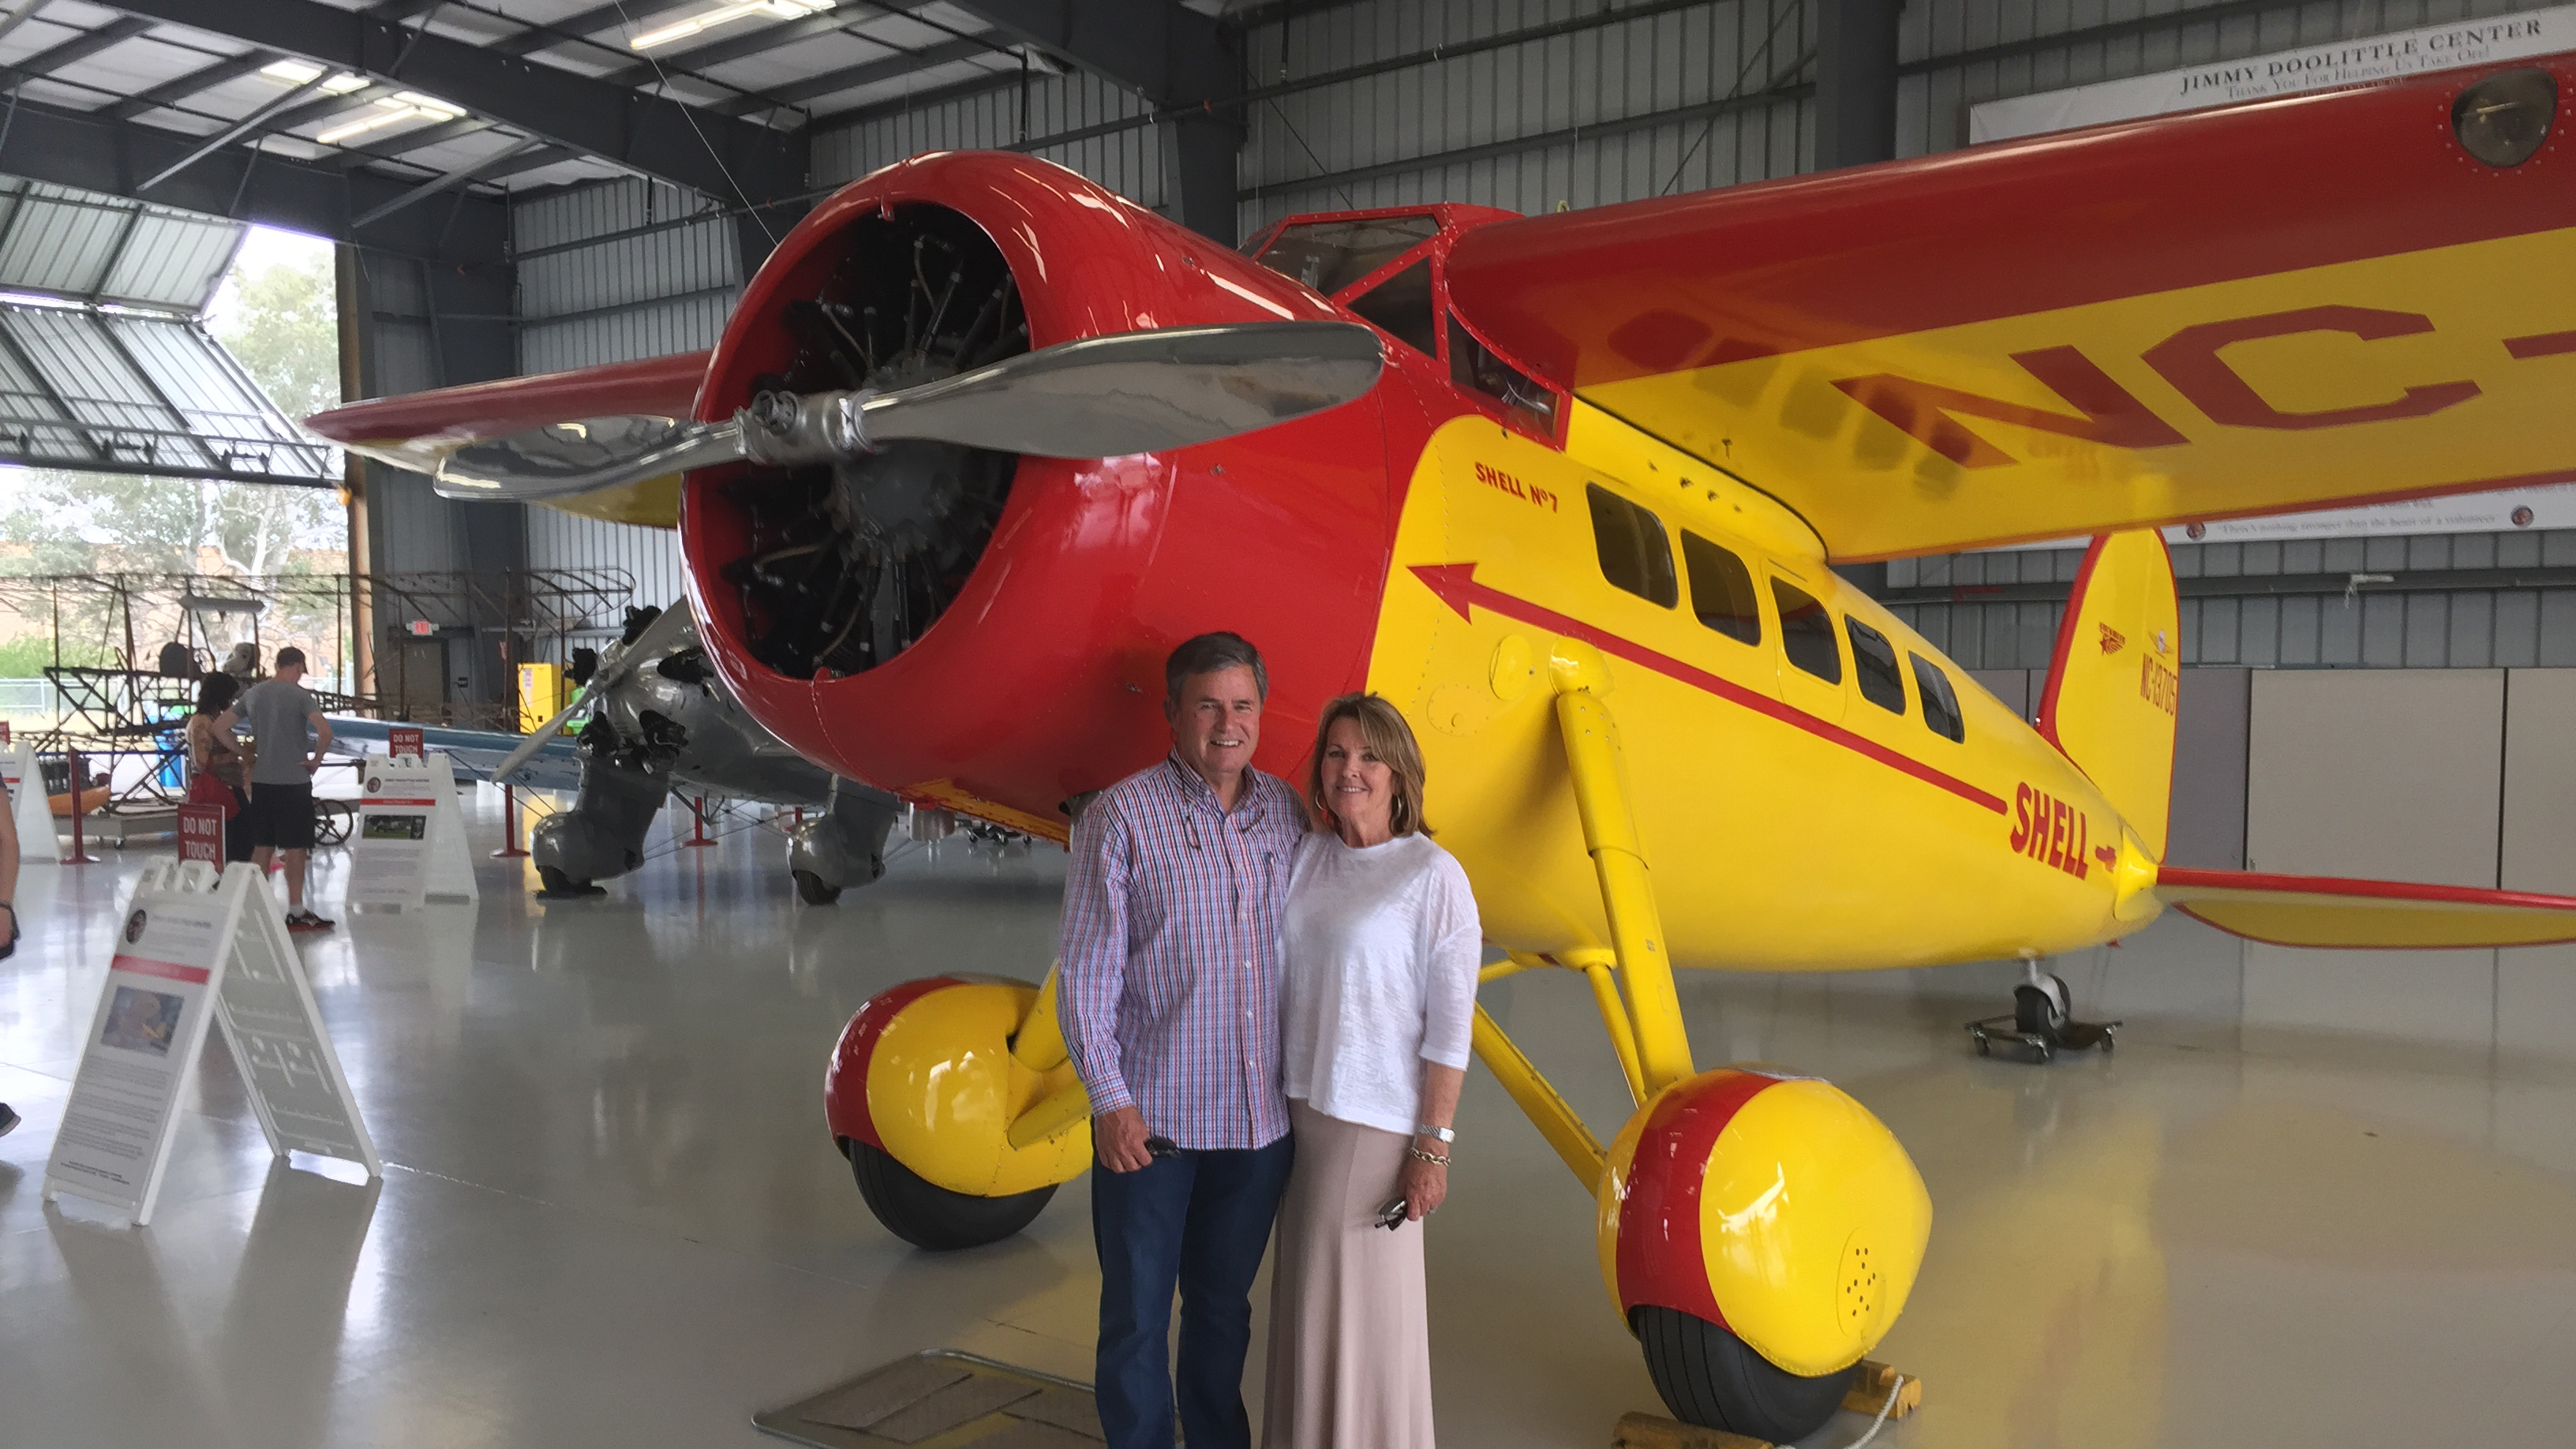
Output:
(1612, 1361), (1922, 1449)
(1841, 1359), (1923, 1419)
(1611, 1413), (1772, 1449)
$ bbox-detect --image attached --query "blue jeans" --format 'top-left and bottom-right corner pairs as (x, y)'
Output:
(1091, 1134), (1294, 1449)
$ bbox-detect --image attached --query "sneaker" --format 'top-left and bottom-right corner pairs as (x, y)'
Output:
(0, 1103), (19, 1137)
(286, 909), (336, 933)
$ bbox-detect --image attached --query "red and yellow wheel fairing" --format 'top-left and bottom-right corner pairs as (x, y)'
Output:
(1597, 1069), (1931, 1377)
(825, 978), (1091, 1196)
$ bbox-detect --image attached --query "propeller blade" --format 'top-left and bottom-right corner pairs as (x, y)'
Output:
(863, 319), (1383, 459)
(431, 416), (743, 503)
(488, 601), (697, 783)
(421, 320), (1383, 503)
(490, 693), (590, 787)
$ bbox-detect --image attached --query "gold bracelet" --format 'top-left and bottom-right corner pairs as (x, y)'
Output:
(1406, 1147), (1449, 1166)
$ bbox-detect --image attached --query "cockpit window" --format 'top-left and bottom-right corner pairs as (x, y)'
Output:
(1345, 258), (1436, 358)
(1253, 215), (1440, 294)
(1450, 315), (1558, 435)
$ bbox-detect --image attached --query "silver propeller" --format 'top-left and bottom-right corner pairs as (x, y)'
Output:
(427, 320), (1383, 503)
(490, 600), (698, 784)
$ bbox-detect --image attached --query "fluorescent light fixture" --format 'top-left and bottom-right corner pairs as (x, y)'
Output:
(258, 59), (366, 95)
(627, 0), (832, 52)
(315, 91), (465, 146)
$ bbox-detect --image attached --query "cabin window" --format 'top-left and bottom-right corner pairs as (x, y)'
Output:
(1346, 258), (1437, 358)
(1252, 215), (1440, 293)
(1912, 655), (1966, 743)
(1773, 580), (1841, 683)
(1847, 618), (1907, 714)
(1681, 532), (1760, 646)
(1588, 484), (1677, 607)
(1451, 314), (1559, 434)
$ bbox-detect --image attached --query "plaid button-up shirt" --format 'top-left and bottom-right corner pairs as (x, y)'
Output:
(1058, 754), (1305, 1151)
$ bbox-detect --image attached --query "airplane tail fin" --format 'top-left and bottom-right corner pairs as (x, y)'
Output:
(2156, 867), (2576, 949)
(2036, 529), (2181, 858)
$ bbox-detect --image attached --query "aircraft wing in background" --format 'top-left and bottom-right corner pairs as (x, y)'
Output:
(326, 716), (584, 794)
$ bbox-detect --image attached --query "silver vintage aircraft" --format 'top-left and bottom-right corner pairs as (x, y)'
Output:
(331, 599), (899, 902)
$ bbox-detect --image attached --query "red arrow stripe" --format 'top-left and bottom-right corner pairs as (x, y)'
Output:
(1410, 564), (2008, 814)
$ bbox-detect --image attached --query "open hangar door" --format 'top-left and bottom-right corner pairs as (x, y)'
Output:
(0, 177), (334, 489)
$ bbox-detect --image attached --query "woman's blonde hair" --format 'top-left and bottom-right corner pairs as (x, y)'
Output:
(1306, 692), (1431, 837)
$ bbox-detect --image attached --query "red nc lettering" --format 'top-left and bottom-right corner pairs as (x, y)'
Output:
(1832, 346), (2188, 469)
(2143, 305), (2481, 431)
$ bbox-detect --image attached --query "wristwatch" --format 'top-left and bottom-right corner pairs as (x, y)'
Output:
(1413, 1123), (1455, 1144)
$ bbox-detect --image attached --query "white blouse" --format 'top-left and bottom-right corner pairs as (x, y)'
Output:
(1279, 830), (1483, 1136)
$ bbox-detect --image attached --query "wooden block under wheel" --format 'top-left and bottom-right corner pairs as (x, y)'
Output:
(1610, 1411), (1775, 1449)
(1840, 1359), (1924, 1419)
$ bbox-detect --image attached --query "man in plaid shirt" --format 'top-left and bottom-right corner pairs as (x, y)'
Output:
(1059, 631), (1305, 1449)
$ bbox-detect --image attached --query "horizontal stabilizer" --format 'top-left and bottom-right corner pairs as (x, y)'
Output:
(2156, 867), (2576, 949)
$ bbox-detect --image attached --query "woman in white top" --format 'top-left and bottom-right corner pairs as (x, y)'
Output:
(1264, 692), (1481, 1449)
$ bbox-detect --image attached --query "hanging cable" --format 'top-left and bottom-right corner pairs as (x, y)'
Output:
(1658, 0), (1814, 197)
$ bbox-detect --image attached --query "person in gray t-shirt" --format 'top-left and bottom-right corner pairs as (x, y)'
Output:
(240, 646), (335, 931)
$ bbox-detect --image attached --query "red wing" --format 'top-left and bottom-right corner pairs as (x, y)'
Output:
(1445, 54), (2576, 560)
(2155, 867), (2576, 949)
(306, 351), (709, 526)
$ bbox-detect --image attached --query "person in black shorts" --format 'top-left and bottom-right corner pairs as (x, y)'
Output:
(242, 646), (335, 932)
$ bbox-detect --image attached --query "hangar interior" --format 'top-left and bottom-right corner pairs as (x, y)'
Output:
(4, 1), (2576, 1447)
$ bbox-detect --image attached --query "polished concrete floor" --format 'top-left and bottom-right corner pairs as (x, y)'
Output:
(5, 788), (2576, 1447)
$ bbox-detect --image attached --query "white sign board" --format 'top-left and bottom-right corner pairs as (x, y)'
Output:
(346, 750), (478, 910)
(1971, 8), (2576, 548)
(1970, 9), (2574, 142)
(212, 867), (380, 1174)
(43, 863), (378, 1225)
(4, 739), (58, 863)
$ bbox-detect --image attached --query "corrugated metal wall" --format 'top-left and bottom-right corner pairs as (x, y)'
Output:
(811, 69), (1166, 201)
(1891, 532), (2576, 672)
(1237, 0), (2569, 230)
(506, 178), (742, 610)
(1240, 0), (1814, 236)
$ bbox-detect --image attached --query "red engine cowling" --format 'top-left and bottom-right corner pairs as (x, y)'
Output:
(680, 152), (1403, 837)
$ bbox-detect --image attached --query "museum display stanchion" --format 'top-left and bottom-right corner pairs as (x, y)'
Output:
(493, 784), (531, 859)
(62, 748), (99, 864)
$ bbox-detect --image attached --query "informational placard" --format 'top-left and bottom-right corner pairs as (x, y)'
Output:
(346, 749), (478, 910)
(177, 803), (226, 864)
(44, 862), (379, 1226)
(3, 738), (58, 863)
(212, 867), (381, 1174)
(1971, 6), (2576, 549)
(44, 861), (242, 1224)
(388, 725), (424, 758)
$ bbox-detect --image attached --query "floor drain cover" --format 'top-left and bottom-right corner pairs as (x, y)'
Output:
(757, 1351), (1104, 1448)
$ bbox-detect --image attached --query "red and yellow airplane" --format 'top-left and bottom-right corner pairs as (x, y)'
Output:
(312, 54), (2576, 1442)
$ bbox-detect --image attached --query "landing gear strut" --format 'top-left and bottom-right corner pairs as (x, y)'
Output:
(1967, 959), (2120, 1062)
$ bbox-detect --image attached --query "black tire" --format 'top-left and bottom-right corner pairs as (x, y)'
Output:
(794, 869), (843, 905)
(848, 1140), (1055, 1250)
(536, 865), (606, 899)
(1632, 1305), (1855, 1444)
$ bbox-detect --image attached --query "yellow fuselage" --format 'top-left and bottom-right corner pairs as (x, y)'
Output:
(1368, 402), (2157, 973)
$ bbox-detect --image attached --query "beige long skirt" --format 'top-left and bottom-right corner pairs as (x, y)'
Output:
(1262, 1099), (1436, 1449)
